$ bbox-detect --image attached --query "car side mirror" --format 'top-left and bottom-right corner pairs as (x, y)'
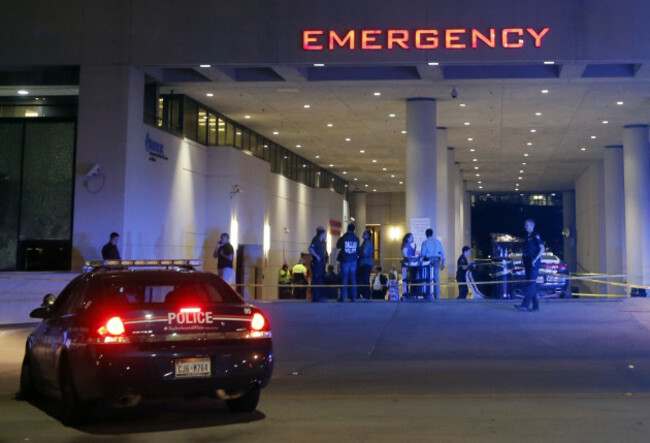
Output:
(30, 307), (50, 319)
(41, 294), (56, 307)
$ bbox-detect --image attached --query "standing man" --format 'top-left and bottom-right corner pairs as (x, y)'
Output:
(336, 224), (360, 302)
(515, 219), (545, 312)
(309, 226), (328, 302)
(292, 258), (308, 299)
(420, 228), (446, 299)
(357, 230), (374, 300)
(101, 232), (121, 260)
(213, 233), (234, 284)
(456, 246), (471, 299)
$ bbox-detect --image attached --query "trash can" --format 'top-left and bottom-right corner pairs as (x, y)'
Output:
(490, 258), (513, 299)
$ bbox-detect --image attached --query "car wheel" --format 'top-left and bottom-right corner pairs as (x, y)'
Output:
(225, 385), (261, 413)
(562, 287), (573, 298)
(19, 352), (36, 400)
(60, 362), (90, 426)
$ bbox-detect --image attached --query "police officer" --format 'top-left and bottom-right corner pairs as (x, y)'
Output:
(515, 219), (545, 312)
(309, 227), (328, 302)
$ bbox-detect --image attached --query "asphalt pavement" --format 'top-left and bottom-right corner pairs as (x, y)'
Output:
(2, 298), (650, 442)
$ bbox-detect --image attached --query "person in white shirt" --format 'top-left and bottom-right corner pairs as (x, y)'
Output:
(420, 228), (445, 299)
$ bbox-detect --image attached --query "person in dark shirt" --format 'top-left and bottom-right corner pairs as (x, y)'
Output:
(309, 226), (328, 302)
(456, 246), (471, 299)
(371, 266), (388, 299)
(101, 232), (121, 260)
(336, 224), (360, 302)
(357, 230), (374, 300)
(213, 233), (234, 284)
(515, 219), (545, 312)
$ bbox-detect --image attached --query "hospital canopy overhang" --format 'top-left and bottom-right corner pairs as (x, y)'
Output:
(302, 27), (551, 51)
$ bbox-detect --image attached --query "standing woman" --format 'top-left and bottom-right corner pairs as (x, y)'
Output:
(401, 233), (417, 295)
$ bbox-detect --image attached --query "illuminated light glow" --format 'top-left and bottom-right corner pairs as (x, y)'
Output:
(346, 138), (351, 141)
(502, 28), (524, 48)
(326, 232), (332, 254)
(464, 122), (470, 126)
(99, 317), (125, 336)
(327, 123), (333, 127)
(471, 28), (496, 48)
(470, 148), (475, 152)
(527, 142), (532, 146)
(373, 189), (377, 192)
(391, 174), (395, 178)
(17, 90), (29, 95)
(372, 159), (378, 163)
(304, 104), (311, 108)
(543, 60), (555, 64)
(273, 131), (279, 135)
(446, 29), (467, 49)
(541, 89), (549, 94)
(230, 218), (239, 252)
(361, 30), (382, 50)
(315, 155), (320, 158)
(245, 115), (251, 119)
(206, 93), (214, 97)
(616, 101), (624, 105)
(251, 313), (266, 331)
(387, 29), (410, 49)
(581, 147), (586, 151)
(401, 130), (407, 134)
(263, 224), (271, 253)
(329, 30), (355, 50)
(373, 92), (381, 96)
(535, 112), (542, 116)
(389, 226), (402, 241)
(389, 113), (396, 117)
(602, 120), (608, 124)
(415, 30), (439, 49)
(591, 135), (597, 139)
(427, 61), (439, 66)
(360, 149), (365, 153)
(199, 64), (211, 68)
(329, 164), (334, 167)
(180, 307), (201, 313)
(303, 27), (550, 51)
(382, 167), (387, 171)
(468, 137), (473, 141)
(399, 181), (403, 184)
(313, 63), (325, 67)
(460, 103), (466, 107)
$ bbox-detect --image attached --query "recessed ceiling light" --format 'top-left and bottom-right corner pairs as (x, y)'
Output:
(530, 129), (536, 133)
(478, 181), (482, 184)
(460, 103), (466, 107)
(616, 101), (624, 105)
(470, 148), (476, 152)
(524, 153), (529, 157)
(304, 104), (311, 108)
(541, 89), (549, 94)
(464, 122), (470, 126)
(476, 173), (480, 177)
(516, 183), (520, 186)
(472, 158), (477, 162)
(343, 171), (347, 174)
(581, 147), (586, 151)
(391, 174), (395, 178)
(399, 181), (403, 185)
(401, 130), (407, 134)
(273, 131), (279, 135)
(354, 178), (358, 181)
(543, 61), (555, 65)
(372, 159), (377, 163)
(263, 144), (269, 148)
(527, 142), (532, 146)
(360, 150), (365, 153)
(522, 162), (527, 165)
(591, 135), (597, 139)
(302, 164), (306, 168)
(382, 167), (387, 171)
(427, 62), (440, 66)
(199, 64), (211, 68)
(327, 123), (333, 127)
(206, 93), (214, 97)
(518, 176), (523, 180)
(296, 144), (301, 148)
(373, 92), (381, 96)
(329, 164), (334, 167)
(365, 184), (369, 187)
(468, 137), (473, 141)
(345, 138), (351, 142)
(373, 189), (377, 192)
(314, 63), (325, 67)
(478, 186), (483, 189)
(602, 120), (608, 124)
(474, 166), (479, 170)
(535, 112), (542, 116)
(244, 115), (251, 119)
(519, 170), (524, 173)
(315, 155), (320, 159)
(389, 113), (396, 118)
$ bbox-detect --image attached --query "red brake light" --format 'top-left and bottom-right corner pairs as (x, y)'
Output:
(97, 316), (128, 343)
(251, 313), (266, 331)
(180, 307), (201, 313)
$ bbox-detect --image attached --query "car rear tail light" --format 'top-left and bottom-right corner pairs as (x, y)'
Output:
(96, 316), (129, 343)
(249, 312), (271, 338)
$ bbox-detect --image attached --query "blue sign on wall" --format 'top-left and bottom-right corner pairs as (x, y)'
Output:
(145, 132), (168, 161)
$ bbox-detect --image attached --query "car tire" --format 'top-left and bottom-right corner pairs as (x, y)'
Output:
(60, 361), (90, 426)
(225, 385), (260, 413)
(562, 287), (572, 298)
(19, 352), (36, 400)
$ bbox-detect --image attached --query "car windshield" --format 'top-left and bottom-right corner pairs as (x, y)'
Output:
(96, 271), (244, 306)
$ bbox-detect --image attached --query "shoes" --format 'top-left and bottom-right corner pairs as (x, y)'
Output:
(514, 305), (528, 312)
(530, 307), (540, 312)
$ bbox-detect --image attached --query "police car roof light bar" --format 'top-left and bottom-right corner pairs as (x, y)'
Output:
(83, 259), (203, 271)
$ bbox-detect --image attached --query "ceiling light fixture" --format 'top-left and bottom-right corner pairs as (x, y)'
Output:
(206, 93), (214, 97)
(315, 155), (320, 159)
(199, 64), (211, 68)
(327, 123), (333, 127)
(543, 61), (555, 65)
(273, 131), (279, 135)
(472, 158), (477, 162)
(470, 148), (476, 152)
(329, 164), (334, 167)
(382, 167), (387, 171)
(296, 144), (301, 148)
(581, 147), (586, 151)
(591, 135), (597, 139)
(373, 92), (381, 96)
(401, 130), (407, 134)
(304, 104), (311, 108)
(399, 181), (403, 185)
(527, 142), (532, 146)
(468, 137), (473, 141)
(602, 120), (608, 124)
(541, 89), (549, 94)
(427, 62), (440, 66)
(372, 159), (377, 163)
(530, 129), (536, 133)
(524, 153), (529, 157)
(314, 63), (325, 67)
(345, 138), (351, 142)
(391, 174), (395, 178)
(616, 101), (624, 105)
(389, 113), (396, 118)
(244, 115), (251, 119)
(460, 103), (466, 107)
(535, 112), (542, 116)
(464, 122), (470, 126)
(360, 150), (365, 153)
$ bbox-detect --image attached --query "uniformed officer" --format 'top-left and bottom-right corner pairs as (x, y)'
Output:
(515, 219), (545, 312)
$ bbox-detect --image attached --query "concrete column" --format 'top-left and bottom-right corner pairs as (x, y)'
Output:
(405, 98), (437, 240)
(72, 65), (144, 268)
(447, 148), (457, 276)
(562, 191), (577, 275)
(455, 164), (464, 255)
(351, 191), (367, 233)
(623, 125), (650, 287)
(463, 181), (471, 248)
(603, 146), (626, 292)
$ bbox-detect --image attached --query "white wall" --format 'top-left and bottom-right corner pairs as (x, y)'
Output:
(575, 160), (607, 294)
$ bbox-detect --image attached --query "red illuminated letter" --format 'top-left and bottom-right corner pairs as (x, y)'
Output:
(303, 30), (324, 50)
(445, 29), (467, 49)
(471, 28), (496, 48)
(526, 27), (550, 47)
(502, 28), (524, 48)
(329, 30), (355, 50)
(361, 30), (382, 50)
(415, 30), (439, 49)
(387, 30), (410, 49)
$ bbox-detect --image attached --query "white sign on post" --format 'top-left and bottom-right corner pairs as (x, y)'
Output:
(410, 217), (431, 253)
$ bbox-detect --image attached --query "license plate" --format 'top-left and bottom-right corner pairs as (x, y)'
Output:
(174, 357), (211, 378)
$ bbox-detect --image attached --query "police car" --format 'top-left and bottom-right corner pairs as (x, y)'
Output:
(19, 259), (273, 425)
